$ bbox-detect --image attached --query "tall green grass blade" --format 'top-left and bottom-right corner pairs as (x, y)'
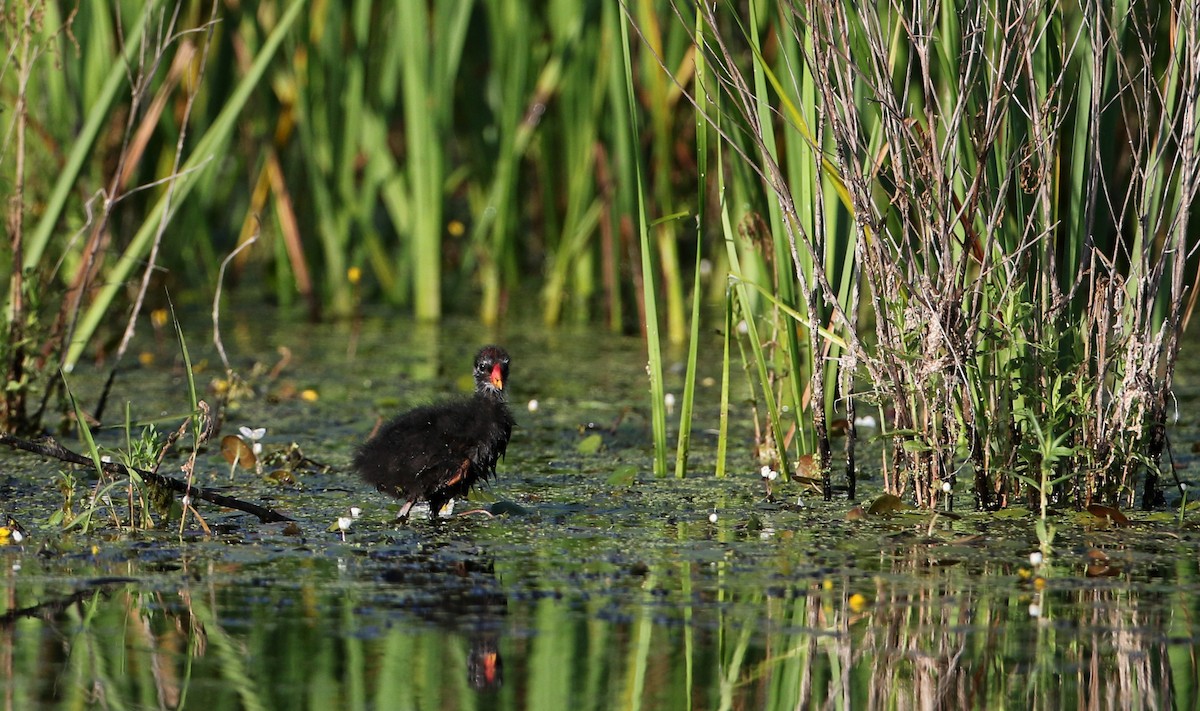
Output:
(747, 0), (810, 452)
(715, 294), (733, 479)
(62, 373), (104, 479)
(721, 210), (790, 480)
(674, 230), (703, 479)
(168, 299), (200, 442)
(64, 0), (305, 370)
(673, 11), (710, 480)
(633, 0), (686, 345)
(394, 0), (474, 320)
(61, 372), (103, 533)
(619, 3), (668, 478)
(23, 1), (158, 270)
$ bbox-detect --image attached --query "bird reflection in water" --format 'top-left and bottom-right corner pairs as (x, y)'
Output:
(379, 549), (507, 692)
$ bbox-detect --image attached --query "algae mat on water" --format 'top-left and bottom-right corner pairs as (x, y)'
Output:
(3, 313), (1200, 709)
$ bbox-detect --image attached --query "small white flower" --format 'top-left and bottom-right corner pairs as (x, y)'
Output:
(11, 562), (20, 571)
(11, 531), (23, 543)
(350, 507), (362, 519)
(239, 426), (267, 441)
(853, 415), (877, 429)
(527, 399), (540, 412)
(1028, 603), (1042, 618)
(1029, 551), (1043, 566)
(1181, 482), (1189, 492)
(664, 393), (676, 413)
(795, 496), (805, 508)
(101, 455), (112, 463)
(337, 517), (352, 531)
(941, 481), (952, 493)
(251, 442), (263, 456)
(708, 512), (718, 523)
(737, 320), (749, 335)
(760, 465), (772, 479)
(182, 495), (191, 507)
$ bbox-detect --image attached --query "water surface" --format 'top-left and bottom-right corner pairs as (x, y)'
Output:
(3, 310), (1200, 709)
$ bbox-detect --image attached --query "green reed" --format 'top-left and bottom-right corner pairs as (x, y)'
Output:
(2, 2), (698, 440)
(3, 0), (1195, 517)
(618, 1), (668, 478)
(685, 0), (1198, 511)
(673, 10), (710, 480)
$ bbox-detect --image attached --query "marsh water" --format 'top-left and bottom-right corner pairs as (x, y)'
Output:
(3, 308), (1200, 709)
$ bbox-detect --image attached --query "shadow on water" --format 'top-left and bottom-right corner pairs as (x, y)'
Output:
(3, 310), (1200, 708)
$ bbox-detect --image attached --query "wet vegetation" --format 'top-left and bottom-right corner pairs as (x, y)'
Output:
(2, 0), (1200, 707)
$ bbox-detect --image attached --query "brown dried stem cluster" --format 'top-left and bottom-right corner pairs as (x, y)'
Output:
(691, 0), (1199, 509)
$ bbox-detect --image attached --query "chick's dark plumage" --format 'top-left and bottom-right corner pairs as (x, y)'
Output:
(355, 346), (514, 520)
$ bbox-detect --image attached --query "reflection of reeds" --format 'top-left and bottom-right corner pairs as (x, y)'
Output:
(735, 549), (1184, 709)
(2, 546), (1192, 709)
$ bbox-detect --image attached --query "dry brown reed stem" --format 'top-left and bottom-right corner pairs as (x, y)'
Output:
(2, 4), (35, 435)
(114, 1), (220, 370)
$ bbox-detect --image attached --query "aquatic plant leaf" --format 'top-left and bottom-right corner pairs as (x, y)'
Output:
(867, 493), (906, 515)
(794, 453), (818, 478)
(991, 507), (1032, 520)
(489, 501), (531, 516)
(577, 433), (604, 454)
(264, 470), (296, 486)
(607, 465), (637, 487)
(221, 435), (256, 468)
(1086, 504), (1130, 526)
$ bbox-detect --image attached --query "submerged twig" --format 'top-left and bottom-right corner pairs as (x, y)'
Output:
(0, 432), (293, 523)
(0, 578), (138, 628)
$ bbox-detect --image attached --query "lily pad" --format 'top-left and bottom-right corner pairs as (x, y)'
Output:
(489, 501), (531, 517)
(577, 433), (604, 454)
(607, 464), (637, 487)
(1086, 504), (1131, 526)
(221, 435), (256, 468)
